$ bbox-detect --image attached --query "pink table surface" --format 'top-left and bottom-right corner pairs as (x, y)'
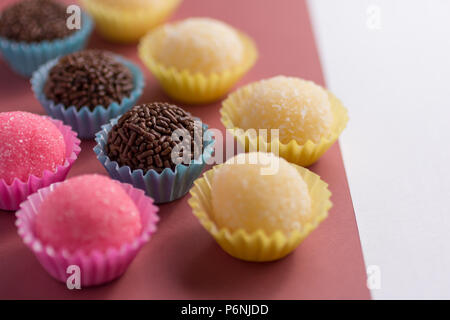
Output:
(0, 0), (370, 299)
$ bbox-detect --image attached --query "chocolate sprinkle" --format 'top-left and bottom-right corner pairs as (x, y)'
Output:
(44, 50), (134, 110)
(0, 0), (77, 43)
(106, 103), (204, 174)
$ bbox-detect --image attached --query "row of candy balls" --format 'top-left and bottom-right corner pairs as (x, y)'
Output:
(2, 110), (327, 286)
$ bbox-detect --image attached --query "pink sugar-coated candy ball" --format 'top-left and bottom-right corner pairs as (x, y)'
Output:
(0, 111), (66, 184)
(35, 174), (142, 253)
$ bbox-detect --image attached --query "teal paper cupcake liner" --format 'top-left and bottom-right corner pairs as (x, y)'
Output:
(31, 55), (145, 139)
(94, 118), (214, 204)
(0, 12), (94, 77)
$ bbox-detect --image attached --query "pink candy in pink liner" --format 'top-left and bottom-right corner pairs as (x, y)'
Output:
(15, 178), (159, 287)
(0, 116), (81, 211)
(35, 175), (143, 253)
(0, 112), (66, 185)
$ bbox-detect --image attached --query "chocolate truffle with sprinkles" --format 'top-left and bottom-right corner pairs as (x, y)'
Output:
(106, 103), (203, 174)
(44, 50), (134, 110)
(0, 0), (77, 43)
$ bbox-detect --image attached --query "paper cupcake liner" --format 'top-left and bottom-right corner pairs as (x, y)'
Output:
(15, 181), (159, 287)
(94, 118), (214, 204)
(188, 164), (332, 262)
(0, 12), (93, 77)
(138, 29), (258, 104)
(221, 90), (349, 167)
(0, 118), (81, 211)
(31, 55), (145, 140)
(81, 0), (182, 43)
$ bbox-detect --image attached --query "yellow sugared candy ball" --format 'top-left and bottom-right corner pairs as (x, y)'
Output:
(236, 76), (333, 144)
(150, 18), (245, 74)
(211, 153), (311, 236)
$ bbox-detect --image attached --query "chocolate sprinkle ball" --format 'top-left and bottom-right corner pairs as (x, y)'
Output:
(44, 50), (134, 110)
(0, 0), (76, 43)
(106, 103), (204, 174)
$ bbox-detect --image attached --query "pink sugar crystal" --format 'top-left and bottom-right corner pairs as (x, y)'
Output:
(0, 111), (66, 184)
(35, 174), (142, 253)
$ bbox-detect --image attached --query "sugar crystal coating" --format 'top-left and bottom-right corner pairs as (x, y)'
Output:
(0, 111), (66, 184)
(150, 17), (244, 74)
(211, 152), (311, 236)
(234, 76), (333, 144)
(35, 174), (142, 253)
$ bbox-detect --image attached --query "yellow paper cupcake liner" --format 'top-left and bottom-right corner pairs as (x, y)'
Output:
(221, 90), (349, 167)
(81, 0), (182, 43)
(138, 30), (258, 104)
(188, 164), (332, 262)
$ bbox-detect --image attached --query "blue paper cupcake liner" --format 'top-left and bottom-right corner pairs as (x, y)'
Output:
(31, 55), (145, 139)
(0, 12), (94, 77)
(94, 118), (215, 204)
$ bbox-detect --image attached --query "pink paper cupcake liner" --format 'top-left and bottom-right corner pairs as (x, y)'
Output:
(15, 181), (159, 287)
(0, 118), (81, 211)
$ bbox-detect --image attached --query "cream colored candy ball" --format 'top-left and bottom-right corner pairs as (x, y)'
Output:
(211, 152), (311, 236)
(236, 76), (333, 144)
(151, 18), (244, 74)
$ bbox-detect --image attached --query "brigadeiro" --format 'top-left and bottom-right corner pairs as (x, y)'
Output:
(95, 102), (214, 204)
(0, 0), (76, 42)
(106, 102), (203, 173)
(0, 0), (93, 76)
(44, 50), (134, 110)
(0, 111), (80, 211)
(16, 174), (159, 286)
(32, 49), (145, 139)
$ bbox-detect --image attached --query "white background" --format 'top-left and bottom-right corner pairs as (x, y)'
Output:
(309, 0), (450, 299)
